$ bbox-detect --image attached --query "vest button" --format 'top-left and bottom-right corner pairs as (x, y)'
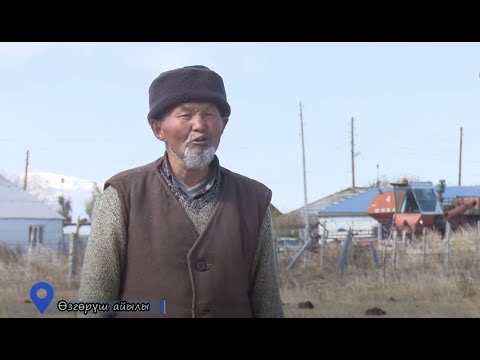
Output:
(195, 260), (208, 272)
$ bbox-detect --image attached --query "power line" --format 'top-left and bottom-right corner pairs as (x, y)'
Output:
(23, 150), (29, 191)
(458, 126), (463, 186)
(299, 101), (309, 247)
(351, 117), (356, 193)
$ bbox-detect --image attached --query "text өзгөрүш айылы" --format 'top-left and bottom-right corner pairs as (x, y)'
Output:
(30, 281), (166, 316)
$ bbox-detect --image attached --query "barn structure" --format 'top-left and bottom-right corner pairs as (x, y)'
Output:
(318, 187), (389, 241)
(273, 187), (369, 237)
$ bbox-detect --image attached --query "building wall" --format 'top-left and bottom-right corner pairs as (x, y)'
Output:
(0, 218), (64, 252)
(317, 216), (378, 241)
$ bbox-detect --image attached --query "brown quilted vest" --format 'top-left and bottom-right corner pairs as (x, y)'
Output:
(104, 157), (271, 318)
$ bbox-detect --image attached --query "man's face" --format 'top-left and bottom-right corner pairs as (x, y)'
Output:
(152, 102), (228, 167)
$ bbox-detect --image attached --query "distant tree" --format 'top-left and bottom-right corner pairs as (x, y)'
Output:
(366, 175), (391, 188)
(366, 175), (421, 188)
(402, 175), (420, 182)
(58, 195), (72, 224)
(85, 182), (102, 222)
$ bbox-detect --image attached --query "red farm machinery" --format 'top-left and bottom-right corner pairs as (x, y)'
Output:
(367, 179), (480, 239)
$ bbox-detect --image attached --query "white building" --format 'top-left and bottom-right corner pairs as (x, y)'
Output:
(273, 187), (369, 234)
(0, 174), (64, 252)
(318, 188), (385, 241)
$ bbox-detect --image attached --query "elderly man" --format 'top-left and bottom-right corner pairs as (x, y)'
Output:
(79, 65), (284, 318)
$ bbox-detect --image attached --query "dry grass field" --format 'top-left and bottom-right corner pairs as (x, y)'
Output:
(279, 228), (480, 317)
(2, 227), (480, 317)
(0, 246), (79, 317)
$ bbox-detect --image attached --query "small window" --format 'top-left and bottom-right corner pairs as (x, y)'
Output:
(413, 188), (438, 212)
(28, 225), (44, 246)
(400, 190), (420, 213)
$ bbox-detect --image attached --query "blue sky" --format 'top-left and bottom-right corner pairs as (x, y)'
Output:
(1, 42), (480, 214)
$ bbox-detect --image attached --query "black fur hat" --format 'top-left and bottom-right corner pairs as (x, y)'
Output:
(147, 65), (231, 124)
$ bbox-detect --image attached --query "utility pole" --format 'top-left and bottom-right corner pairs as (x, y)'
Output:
(458, 126), (463, 186)
(23, 150), (29, 191)
(299, 102), (309, 245)
(351, 117), (356, 193)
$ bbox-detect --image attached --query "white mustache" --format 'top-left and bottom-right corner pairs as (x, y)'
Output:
(187, 136), (207, 144)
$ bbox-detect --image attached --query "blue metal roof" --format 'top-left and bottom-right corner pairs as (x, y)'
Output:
(443, 186), (480, 203)
(319, 185), (480, 215)
(320, 187), (392, 215)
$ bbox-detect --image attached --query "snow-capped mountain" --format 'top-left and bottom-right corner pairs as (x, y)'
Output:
(7, 171), (101, 222)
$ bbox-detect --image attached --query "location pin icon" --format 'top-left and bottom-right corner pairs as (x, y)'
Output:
(30, 282), (54, 314)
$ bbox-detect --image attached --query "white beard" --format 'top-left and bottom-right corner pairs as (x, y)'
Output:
(183, 146), (216, 169)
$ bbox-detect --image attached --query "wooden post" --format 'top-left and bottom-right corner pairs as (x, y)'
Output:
(302, 227), (309, 269)
(287, 237), (313, 271)
(370, 223), (381, 269)
(68, 234), (77, 286)
(392, 229), (398, 271)
(445, 221), (452, 271)
(371, 241), (380, 269)
(370, 223), (383, 269)
(476, 220), (480, 269)
(475, 220), (480, 268)
(320, 221), (326, 268)
(422, 227), (427, 269)
(337, 229), (353, 274)
(68, 219), (80, 286)
(377, 223), (383, 242)
(402, 230), (407, 252)
(382, 230), (393, 286)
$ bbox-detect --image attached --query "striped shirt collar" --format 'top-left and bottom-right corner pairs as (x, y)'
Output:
(160, 152), (220, 199)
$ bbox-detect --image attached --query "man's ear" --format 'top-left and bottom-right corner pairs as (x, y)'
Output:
(151, 121), (165, 141)
(222, 117), (229, 132)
